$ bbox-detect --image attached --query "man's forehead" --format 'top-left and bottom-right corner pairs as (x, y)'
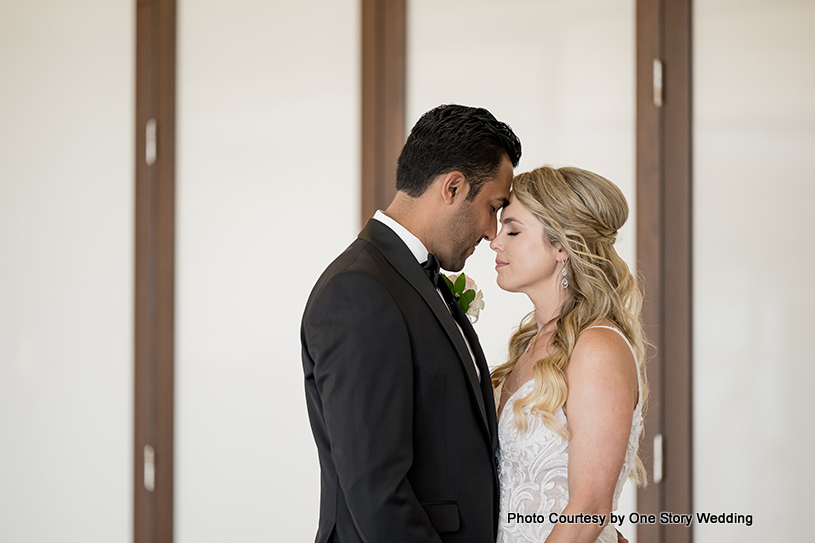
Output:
(479, 177), (508, 198)
(491, 175), (513, 200)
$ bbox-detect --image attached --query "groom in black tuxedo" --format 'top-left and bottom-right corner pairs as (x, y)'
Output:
(301, 105), (521, 543)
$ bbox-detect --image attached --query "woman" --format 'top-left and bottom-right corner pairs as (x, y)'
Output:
(490, 166), (647, 543)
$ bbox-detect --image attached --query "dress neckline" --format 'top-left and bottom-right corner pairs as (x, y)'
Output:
(497, 378), (537, 424)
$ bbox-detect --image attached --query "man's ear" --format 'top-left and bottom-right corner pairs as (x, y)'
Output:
(440, 171), (467, 205)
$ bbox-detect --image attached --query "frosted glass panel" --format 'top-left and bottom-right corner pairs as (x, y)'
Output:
(0, 2), (134, 542)
(693, 1), (815, 541)
(175, 1), (358, 540)
(408, 1), (638, 541)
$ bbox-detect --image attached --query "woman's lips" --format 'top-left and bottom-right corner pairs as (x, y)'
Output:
(495, 260), (508, 269)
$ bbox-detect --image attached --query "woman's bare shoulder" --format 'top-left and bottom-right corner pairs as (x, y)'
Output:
(565, 322), (638, 404)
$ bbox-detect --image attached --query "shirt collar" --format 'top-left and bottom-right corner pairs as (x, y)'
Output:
(373, 210), (429, 264)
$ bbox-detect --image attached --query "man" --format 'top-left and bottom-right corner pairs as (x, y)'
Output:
(301, 104), (521, 543)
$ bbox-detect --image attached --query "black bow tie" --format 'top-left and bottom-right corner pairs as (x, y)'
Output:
(422, 254), (458, 308)
(422, 254), (442, 289)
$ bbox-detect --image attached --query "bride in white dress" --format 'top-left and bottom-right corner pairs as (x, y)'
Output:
(489, 166), (648, 543)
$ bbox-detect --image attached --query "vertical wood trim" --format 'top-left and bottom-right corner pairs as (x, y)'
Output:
(637, 0), (692, 542)
(663, 1), (693, 542)
(135, 0), (176, 541)
(361, 0), (406, 226)
(636, 2), (665, 542)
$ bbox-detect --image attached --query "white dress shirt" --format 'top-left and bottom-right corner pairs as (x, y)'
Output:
(373, 210), (480, 380)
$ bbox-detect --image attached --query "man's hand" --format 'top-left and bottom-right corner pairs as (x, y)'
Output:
(616, 529), (629, 543)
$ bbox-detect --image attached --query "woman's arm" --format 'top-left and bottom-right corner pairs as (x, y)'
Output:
(545, 327), (638, 543)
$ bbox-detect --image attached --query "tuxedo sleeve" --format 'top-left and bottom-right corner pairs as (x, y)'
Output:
(304, 270), (443, 543)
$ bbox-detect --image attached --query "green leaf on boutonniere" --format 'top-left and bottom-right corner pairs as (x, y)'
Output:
(454, 273), (466, 294)
(458, 289), (476, 312)
(441, 272), (484, 324)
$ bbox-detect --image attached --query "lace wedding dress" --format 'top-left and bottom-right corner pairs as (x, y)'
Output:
(496, 326), (643, 543)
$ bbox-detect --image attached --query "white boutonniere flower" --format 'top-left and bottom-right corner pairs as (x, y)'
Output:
(442, 273), (485, 323)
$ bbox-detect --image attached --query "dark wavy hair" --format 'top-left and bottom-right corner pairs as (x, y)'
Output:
(396, 104), (522, 199)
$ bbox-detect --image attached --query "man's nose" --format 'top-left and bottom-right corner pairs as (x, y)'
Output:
(484, 217), (498, 241)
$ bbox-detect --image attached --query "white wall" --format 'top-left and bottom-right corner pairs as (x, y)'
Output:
(693, 0), (815, 540)
(175, 1), (359, 541)
(0, 1), (134, 542)
(408, 1), (639, 540)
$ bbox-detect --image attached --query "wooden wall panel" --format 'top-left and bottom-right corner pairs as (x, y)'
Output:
(361, 0), (406, 225)
(636, 0), (693, 542)
(135, 0), (175, 541)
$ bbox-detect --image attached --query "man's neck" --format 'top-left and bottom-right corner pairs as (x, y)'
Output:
(384, 194), (432, 252)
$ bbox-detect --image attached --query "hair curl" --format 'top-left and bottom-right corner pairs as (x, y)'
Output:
(491, 165), (649, 485)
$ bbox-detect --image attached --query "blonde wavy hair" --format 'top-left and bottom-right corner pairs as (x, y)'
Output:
(491, 165), (649, 485)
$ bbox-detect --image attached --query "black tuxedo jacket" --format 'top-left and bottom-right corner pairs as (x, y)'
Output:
(301, 219), (499, 543)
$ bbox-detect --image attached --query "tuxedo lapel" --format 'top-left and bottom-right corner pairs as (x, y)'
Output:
(448, 299), (499, 452)
(358, 219), (492, 439)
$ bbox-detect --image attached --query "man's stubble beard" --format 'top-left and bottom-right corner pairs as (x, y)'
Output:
(444, 200), (480, 272)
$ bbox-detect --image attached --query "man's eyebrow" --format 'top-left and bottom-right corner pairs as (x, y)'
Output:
(495, 198), (510, 208)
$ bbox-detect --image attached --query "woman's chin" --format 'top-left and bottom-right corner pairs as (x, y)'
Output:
(495, 277), (515, 293)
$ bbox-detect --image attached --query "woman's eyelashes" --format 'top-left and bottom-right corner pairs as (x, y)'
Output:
(507, 231), (520, 236)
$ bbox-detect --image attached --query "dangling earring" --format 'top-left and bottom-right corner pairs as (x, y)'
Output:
(561, 260), (569, 289)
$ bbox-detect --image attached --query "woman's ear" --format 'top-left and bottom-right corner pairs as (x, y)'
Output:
(440, 171), (467, 205)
